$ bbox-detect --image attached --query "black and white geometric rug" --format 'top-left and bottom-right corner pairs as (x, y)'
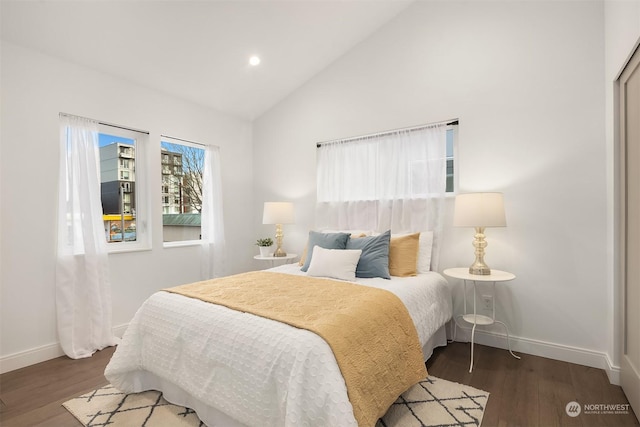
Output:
(377, 376), (489, 426)
(63, 376), (489, 427)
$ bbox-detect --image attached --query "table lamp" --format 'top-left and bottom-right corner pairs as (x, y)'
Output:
(453, 192), (506, 275)
(262, 202), (294, 257)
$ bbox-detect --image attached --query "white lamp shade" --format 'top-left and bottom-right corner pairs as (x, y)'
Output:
(453, 192), (506, 227)
(262, 202), (294, 224)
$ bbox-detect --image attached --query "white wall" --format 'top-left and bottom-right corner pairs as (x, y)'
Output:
(0, 42), (255, 371)
(2, 0), (630, 379)
(253, 1), (612, 373)
(604, 0), (640, 379)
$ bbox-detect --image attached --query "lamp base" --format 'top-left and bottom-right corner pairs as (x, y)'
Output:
(469, 226), (491, 275)
(469, 262), (491, 275)
(273, 247), (287, 257)
(273, 223), (286, 257)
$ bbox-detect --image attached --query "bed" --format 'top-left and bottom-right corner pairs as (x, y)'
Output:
(105, 232), (452, 427)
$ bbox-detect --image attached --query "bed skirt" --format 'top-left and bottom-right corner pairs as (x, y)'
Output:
(112, 324), (449, 427)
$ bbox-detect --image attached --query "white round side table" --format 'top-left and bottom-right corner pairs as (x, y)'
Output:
(443, 267), (521, 372)
(253, 253), (298, 268)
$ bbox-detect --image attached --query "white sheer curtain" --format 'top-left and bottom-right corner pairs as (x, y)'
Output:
(201, 144), (227, 279)
(316, 123), (448, 270)
(56, 114), (118, 359)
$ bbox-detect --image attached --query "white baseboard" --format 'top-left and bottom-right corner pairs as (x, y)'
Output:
(0, 342), (65, 374)
(605, 354), (621, 385)
(453, 325), (621, 385)
(0, 323), (129, 375)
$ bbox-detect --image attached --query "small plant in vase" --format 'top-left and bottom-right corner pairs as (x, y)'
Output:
(256, 237), (273, 257)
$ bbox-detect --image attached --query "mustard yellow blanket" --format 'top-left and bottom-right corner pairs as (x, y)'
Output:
(164, 271), (427, 427)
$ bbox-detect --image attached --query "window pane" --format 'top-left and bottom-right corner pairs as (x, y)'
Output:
(445, 128), (454, 193)
(99, 133), (137, 243)
(161, 139), (205, 242)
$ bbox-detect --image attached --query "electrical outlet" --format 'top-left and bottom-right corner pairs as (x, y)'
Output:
(481, 295), (493, 310)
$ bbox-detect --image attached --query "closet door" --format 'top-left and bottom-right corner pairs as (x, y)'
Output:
(620, 43), (640, 420)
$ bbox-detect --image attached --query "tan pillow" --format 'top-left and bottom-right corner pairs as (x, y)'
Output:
(350, 233), (367, 238)
(299, 243), (308, 266)
(389, 232), (420, 277)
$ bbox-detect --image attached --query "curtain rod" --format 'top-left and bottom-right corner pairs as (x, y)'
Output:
(316, 119), (458, 148)
(59, 112), (150, 135)
(161, 134), (212, 148)
(101, 121), (149, 135)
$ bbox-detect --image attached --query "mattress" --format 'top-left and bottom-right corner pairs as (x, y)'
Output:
(105, 264), (452, 427)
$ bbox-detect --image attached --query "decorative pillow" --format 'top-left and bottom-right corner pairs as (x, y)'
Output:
(298, 245), (308, 266)
(300, 231), (350, 272)
(386, 231), (434, 273)
(346, 230), (391, 279)
(306, 246), (362, 282)
(350, 233), (367, 238)
(298, 231), (366, 266)
(416, 231), (434, 273)
(389, 232), (420, 277)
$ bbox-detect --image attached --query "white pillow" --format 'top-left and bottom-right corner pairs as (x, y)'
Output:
(417, 231), (434, 273)
(306, 246), (362, 281)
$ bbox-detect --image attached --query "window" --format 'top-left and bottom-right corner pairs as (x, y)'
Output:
(161, 137), (205, 243)
(317, 122), (455, 202)
(119, 145), (133, 157)
(98, 125), (149, 250)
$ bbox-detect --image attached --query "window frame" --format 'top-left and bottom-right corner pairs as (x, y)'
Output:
(160, 136), (206, 248)
(99, 124), (151, 253)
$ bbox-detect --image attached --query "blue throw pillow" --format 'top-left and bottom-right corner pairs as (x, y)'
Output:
(300, 231), (350, 272)
(346, 230), (391, 279)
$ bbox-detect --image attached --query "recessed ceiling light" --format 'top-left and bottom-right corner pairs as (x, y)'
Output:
(249, 56), (261, 66)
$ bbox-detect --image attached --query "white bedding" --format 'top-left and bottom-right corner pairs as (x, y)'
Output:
(105, 265), (452, 427)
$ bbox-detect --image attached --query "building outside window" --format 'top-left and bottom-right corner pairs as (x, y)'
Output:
(98, 129), (206, 246)
(161, 138), (205, 243)
(99, 136), (138, 243)
(98, 125), (149, 249)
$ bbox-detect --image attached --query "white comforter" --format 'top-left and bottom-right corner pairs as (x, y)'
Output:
(105, 265), (452, 427)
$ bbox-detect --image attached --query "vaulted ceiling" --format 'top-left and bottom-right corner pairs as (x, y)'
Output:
(1, 1), (412, 120)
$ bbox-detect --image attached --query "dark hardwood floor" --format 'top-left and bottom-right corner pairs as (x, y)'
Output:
(0, 342), (637, 426)
(0, 347), (115, 427)
(427, 342), (638, 427)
